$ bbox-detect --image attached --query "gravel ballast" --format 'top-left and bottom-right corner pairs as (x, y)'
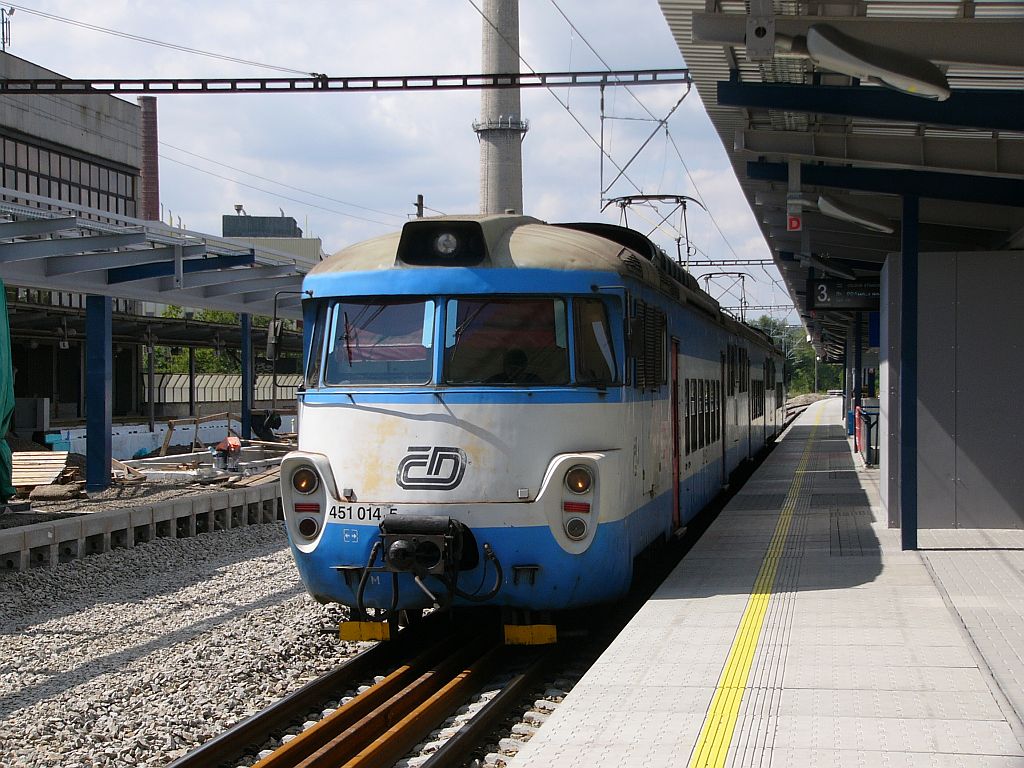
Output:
(0, 523), (355, 767)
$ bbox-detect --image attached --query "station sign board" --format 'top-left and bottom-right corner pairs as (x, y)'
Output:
(806, 278), (880, 311)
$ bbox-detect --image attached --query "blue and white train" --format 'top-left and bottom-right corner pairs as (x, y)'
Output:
(280, 215), (784, 624)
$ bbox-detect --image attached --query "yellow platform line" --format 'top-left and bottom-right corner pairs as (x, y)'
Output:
(687, 410), (822, 768)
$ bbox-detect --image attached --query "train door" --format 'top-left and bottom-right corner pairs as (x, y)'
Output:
(720, 351), (728, 487)
(671, 339), (681, 529)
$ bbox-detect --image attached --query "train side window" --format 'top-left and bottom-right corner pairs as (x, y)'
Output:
(708, 380), (714, 443)
(717, 381), (723, 441)
(714, 381), (720, 442)
(710, 380), (717, 443)
(703, 379), (711, 446)
(305, 303), (327, 388)
(575, 299), (618, 385)
(684, 379), (691, 455)
(713, 380), (719, 443)
(688, 379), (697, 451)
(697, 379), (705, 448)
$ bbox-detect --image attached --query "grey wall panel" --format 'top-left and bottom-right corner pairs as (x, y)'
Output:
(0, 53), (140, 168)
(953, 251), (1024, 529)
(917, 253), (958, 528)
(880, 255), (899, 527)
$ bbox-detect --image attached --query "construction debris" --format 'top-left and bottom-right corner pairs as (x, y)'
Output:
(29, 482), (86, 501)
(120, 437), (292, 484)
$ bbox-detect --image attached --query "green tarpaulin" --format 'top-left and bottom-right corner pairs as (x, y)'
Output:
(0, 280), (14, 502)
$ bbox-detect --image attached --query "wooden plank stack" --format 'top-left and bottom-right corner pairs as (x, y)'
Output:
(12, 451), (71, 492)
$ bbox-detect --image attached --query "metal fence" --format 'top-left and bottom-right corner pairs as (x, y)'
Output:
(146, 374), (303, 404)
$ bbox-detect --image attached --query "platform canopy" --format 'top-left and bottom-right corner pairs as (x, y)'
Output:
(658, 0), (1024, 360)
(0, 187), (311, 320)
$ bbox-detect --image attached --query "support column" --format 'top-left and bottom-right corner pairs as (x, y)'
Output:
(854, 311), (863, 411)
(241, 314), (252, 439)
(86, 295), (112, 492)
(146, 334), (155, 433)
(900, 196), (919, 551)
(188, 347), (196, 417)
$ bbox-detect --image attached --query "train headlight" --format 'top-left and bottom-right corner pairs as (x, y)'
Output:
(434, 232), (458, 256)
(564, 465), (593, 495)
(292, 467), (319, 495)
(564, 517), (588, 540)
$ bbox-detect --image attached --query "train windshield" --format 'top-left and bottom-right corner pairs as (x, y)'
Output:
(444, 298), (570, 385)
(321, 299), (435, 385)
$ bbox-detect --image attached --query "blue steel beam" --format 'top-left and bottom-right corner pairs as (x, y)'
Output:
(240, 314), (252, 440)
(748, 161), (1024, 207)
(47, 244), (206, 277)
(718, 81), (1024, 133)
(86, 295), (112, 492)
(106, 251), (254, 284)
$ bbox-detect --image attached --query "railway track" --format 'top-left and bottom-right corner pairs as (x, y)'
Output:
(168, 611), (557, 768)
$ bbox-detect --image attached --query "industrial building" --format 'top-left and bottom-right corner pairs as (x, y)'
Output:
(0, 50), (308, 469)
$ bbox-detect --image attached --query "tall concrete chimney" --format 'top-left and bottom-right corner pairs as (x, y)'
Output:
(474, 0), (528, 215)
(137, 96), (160, 222)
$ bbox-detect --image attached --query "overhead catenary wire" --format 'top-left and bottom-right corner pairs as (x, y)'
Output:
(547, 0), (661, 122)
(545, 0), (765, 286)
(664, 130), (788, 296)
(6, 3), (317, 76)
(541, 0), (791, 309)
(159, 155), (396, 228)
(159, 142), (405, 221)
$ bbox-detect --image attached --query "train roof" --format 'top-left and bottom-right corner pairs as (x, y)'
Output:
(311, 214), (780, 354)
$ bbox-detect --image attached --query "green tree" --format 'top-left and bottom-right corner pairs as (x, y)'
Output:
(144, 306), (245, 374)
(748, 315), (841, 396)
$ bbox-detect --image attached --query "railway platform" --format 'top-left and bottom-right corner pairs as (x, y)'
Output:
(510, 398), (1024, 767)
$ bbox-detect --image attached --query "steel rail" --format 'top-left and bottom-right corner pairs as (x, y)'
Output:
(168, 613), (457, 768)
(253, 634), (484, 768)
(251, 633), (501, 768)
(165, 640), (395, 768)
(418, 648), (557, 768)
(342, 644), (505, 768)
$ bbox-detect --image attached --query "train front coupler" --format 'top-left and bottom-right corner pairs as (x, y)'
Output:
(377, 514), (464, 609)
(344, 515), (502, 628)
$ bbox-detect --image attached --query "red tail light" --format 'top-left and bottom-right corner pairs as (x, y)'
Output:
(562, 501), (591, 514)
(294, 503), (321, 513)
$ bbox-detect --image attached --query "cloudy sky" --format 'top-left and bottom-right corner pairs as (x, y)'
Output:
(7, 0), (794, 321)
